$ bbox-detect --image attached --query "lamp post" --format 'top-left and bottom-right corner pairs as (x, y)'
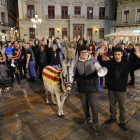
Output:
(31, 13), (42, 29)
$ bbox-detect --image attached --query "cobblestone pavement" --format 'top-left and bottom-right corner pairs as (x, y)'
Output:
(1, 71), (140, 140)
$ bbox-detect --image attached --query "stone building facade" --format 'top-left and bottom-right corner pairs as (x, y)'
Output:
(114, 0), (140, 43)
(0, 0), (17, 41)
(18, 0), (117, 42)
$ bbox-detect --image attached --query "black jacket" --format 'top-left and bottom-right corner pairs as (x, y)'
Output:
(98, 55), (140, 92)
(74, 57), (99, 93)
(39, 50), (48, 66)
(126, 48), (138, 63)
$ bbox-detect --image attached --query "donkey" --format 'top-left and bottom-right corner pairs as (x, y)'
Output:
(43, 59), (74, 117)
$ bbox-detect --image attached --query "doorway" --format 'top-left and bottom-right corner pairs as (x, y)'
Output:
(73, 25), (82, 39)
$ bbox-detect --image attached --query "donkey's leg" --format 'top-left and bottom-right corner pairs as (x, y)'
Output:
(55, 93), (61, 117)
(46, 90), (51, 105)
(60, 96), (67, 117)
(51, 92), (57, 105)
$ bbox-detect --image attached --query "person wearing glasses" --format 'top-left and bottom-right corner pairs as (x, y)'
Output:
(73, 45), (102, 136)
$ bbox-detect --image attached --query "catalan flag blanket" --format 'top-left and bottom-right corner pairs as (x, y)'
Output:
(42, 66), (61, 86)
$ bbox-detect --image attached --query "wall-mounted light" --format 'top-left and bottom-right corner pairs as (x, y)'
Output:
(95, 28), (98, 34)
(57, 27), (60, 32)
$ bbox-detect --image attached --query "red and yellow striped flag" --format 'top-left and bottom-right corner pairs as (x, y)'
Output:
(42, 66), (61, 86)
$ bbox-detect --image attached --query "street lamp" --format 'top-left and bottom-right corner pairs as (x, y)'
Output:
(31, 13), (42, 28)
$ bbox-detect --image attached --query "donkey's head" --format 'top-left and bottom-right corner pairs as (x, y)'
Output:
(61, 59), (74, 94)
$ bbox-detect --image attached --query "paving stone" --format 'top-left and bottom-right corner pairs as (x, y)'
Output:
(38, 117), (52, 128)
(43, 123), (60, 134)
(62, 128), (90, 140)
(6, 120), (26, 133)
(25, 123), (41, 133)
(29, 128), (48, 140)
(16, 103), (34, 112)
(129, 120), (140, 132)
(53, 121), (79, 139)
(55, 118), (70, 127)
(114, 128), (138, 140)
(5, 137), (14, 140)
(0, 127), (12, 139)
(32, 112), (47, 120)
(135, 133), (140, 140)
(13, 130), (30, 140)
(100, 126), (116, 140)
(65, 112), (80, 120)
(1, 99), (23, 110)
(21, 115), (40, 125)
(132, 112), (140, 121)
(47, 114), (60, 122)
(3, 107), (20, 120)
(42, 134), (58, 140)
(87, 133), (106, 140)
(41, 107), (56, 116)
(0, 116), (16, 129)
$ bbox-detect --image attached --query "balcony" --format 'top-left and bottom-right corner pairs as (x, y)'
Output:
(0, 22), (10, 27)
(113, 20), (140, 27)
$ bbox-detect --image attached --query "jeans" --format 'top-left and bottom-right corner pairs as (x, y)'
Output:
(108, 90), (126, 123)
(28, 60), (37, 81)
(80, 93), (99, 124)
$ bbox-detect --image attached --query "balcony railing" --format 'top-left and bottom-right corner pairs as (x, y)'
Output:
(113, 20), (140, 26)
(0, 22), (10, 27)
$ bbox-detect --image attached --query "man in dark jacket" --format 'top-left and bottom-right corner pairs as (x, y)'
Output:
(39, 45), (48, 80)
(18, 41), (27, 79)
(74, 45), (102, 136)
(126, 43), (138, 87)
(97, 47), (140, 131)
(9, 41), (21, 84)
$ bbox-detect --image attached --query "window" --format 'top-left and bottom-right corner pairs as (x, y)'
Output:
(27, 5), (35, 18)
(87, 7), (93, 19)
(49, 28), (55, 37)
(62, 28), (67, 38)
(124, 11), (129, 23)
(87, 28), (92, 39)
(74, 6), (81, 15)
(62, 6), (68, 19)
(1, 0), (3, 5)
(99, 28), (104, 39)
(48, 6), (55, 19)
(137, 9), (140, 22)
(1, 12), (5, 23)
(99, 7), (105, 20)
(29, 28), (35, 39)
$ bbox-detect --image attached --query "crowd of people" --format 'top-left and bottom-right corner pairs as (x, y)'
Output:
(0, 34), (140, 136)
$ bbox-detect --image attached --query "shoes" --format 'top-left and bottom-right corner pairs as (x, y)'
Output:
(119, 123), (128, 131)
(127, 82), (131, 85)
(4, 87), (9, 92)
(128, 84), (135, 88)
(105, 119), (116, 125)
(93, 125), (102, 136)
(80, 118), (92, 125)
(11, 63), (16, 67)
